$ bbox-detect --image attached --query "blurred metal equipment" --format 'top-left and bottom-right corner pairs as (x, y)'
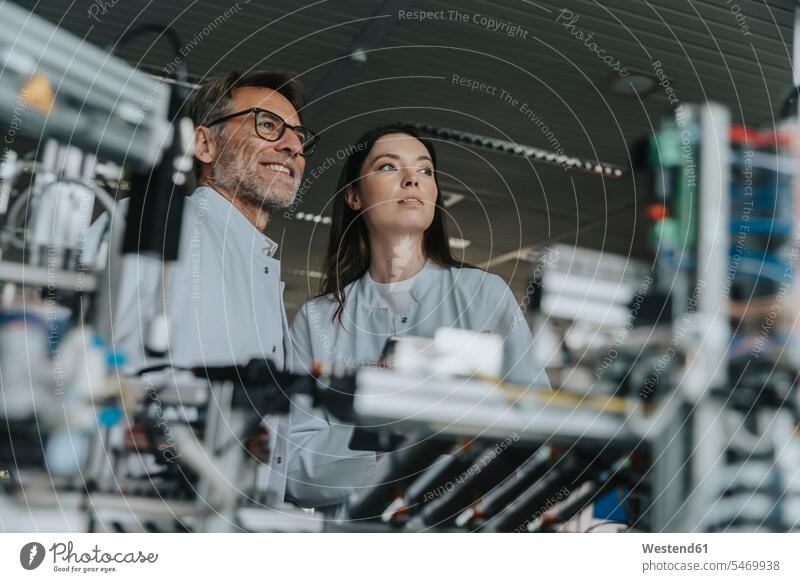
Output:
(0, 2), (171, 170)
(327, 364), (677, 532)
(535, 245), (650, 329)
(0, 1), (196, 532)
(646, 103), (800, 532)
(1, 362), (328, 532)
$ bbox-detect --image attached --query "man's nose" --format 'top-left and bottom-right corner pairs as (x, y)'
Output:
(273, 126), (304, 158)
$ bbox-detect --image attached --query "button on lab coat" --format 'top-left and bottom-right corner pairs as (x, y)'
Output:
(88, 186), (298, 503)
(288, 260), (550, 507)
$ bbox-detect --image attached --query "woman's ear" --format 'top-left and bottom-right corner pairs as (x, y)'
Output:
(345, 186), (361, 211)
(194, 126), (219, 165)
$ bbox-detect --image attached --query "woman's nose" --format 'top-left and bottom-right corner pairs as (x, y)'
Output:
(402, 169), (418, 187)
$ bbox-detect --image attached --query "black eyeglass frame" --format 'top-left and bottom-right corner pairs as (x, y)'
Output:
(205, 107), (319, 156)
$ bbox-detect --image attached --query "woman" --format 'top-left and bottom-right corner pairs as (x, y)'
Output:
(284, 124), (548, 509)
(292, 124), (547, 384)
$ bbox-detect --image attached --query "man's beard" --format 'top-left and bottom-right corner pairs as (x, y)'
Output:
(212, 137), (300, 212)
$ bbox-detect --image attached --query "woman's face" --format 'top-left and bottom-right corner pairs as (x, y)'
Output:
(347, 133), (438, 237)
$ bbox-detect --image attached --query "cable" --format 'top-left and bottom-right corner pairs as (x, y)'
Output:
(135, 363), (191, 376)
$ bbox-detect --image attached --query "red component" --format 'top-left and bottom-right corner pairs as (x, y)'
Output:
(730, 125), (793, 147)
(647, 204), (669, 221)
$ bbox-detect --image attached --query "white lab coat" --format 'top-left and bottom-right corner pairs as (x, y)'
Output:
(288, 260), (550, 507)
(93, 187), (291, 371)
(87, 186), (347, 506)
(292, 260), (549, 383)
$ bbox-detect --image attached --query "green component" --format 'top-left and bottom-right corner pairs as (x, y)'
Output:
(677, 138), (697, 250)
(650, 127), (683, 168)
(650, 216), (680, 253)
(650, 124), (698, 254)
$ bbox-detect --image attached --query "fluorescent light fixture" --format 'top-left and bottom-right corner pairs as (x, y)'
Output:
(442, 192), (465, 208)
(285, 267), (323, 278)
(293, 212), (331, 224)
(405, 122), (625, 178)
(449, 237), (471, 249)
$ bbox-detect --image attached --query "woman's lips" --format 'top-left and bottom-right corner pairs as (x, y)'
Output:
(398, 197), (424, 206)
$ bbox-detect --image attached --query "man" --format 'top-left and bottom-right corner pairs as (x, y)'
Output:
(91, 70), (373, 509)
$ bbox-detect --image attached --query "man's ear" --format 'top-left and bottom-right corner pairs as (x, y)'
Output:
(194, 126), (218, 165)
(345, 186), (361, 210)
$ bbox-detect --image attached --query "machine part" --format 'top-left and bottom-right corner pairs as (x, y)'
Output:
(413, 440), (529, 528)
(483, 453), (604, 533)
(456, 447), (551, 527)
(0, 4), (171, 169)
(348, 432), (452, 521)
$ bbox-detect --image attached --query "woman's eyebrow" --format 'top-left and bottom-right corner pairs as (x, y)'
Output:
(370, 153), (433, 163)
(372, 153), (400, 161)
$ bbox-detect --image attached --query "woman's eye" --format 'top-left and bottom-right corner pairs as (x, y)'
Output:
(378, 163), (396, 171)
(419, 168), (433, 176)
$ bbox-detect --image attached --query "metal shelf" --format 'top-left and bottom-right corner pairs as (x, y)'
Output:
(0, 260), (96, 292)
(353, 368), (675, 448)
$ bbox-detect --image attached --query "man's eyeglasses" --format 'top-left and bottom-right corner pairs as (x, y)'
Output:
(206, 108), (319, 156)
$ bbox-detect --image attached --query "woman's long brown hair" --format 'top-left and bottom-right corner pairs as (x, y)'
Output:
(318, 124), (469, 323)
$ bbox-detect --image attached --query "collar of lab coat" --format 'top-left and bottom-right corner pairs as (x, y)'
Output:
(192, 186), (279, 257)
(355, 260), (440, 310)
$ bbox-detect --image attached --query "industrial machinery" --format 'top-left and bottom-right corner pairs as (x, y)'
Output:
(644, 103), (800, 532)
(0, 2), (220, 532)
